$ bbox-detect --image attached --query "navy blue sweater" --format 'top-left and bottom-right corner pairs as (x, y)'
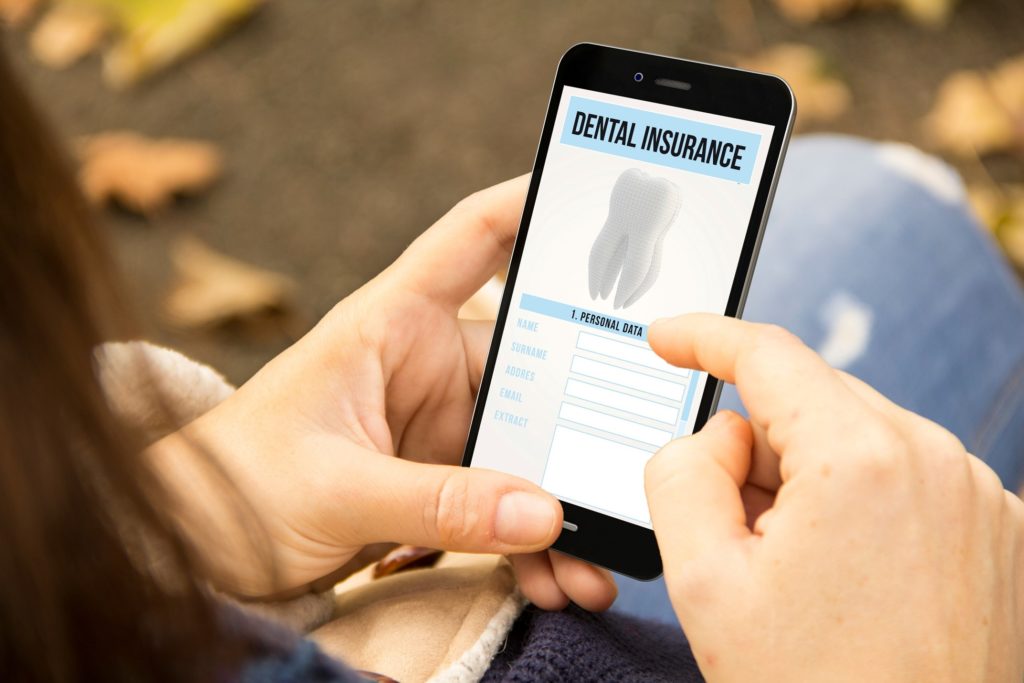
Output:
(234, 604), (702, 682)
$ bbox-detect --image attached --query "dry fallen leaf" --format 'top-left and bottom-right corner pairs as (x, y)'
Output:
(924, 54), (1024, 158)
(995, 189), (1024, 271)
(924, 71), (1017, 157)
(967, 183), (1024, 271)
(99, 0), (260, 88)
(0, 0), (40, 26)
(739, 44), (851, 129)
(990, 55), (1024, 133)
(967, 184), (1005, 233)
(771, 0), (858, 24)
(897, 0), (956, 26)
(771, 0), (955, 26)
(164, 235), (296, 329)
(77, 131), (223, 216)
(30, 3), (110, 69)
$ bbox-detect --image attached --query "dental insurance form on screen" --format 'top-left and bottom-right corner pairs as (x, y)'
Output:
(471, 86), (775, 528)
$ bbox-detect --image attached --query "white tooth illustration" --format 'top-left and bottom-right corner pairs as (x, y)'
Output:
(588, 168), (680, 309)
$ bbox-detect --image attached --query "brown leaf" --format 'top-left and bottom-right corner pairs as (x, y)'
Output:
(770, 0), (858, 24)
(739, 44), (851, 129)
(990, 55), (1024, 139)
(997, 189), (1024, 271)
(30, 4), (110, 69)
(0, 0), (40, 27)
(163, 235), (296, 329)
(967, 184), (1024, 271)
(102, 0), (261, 89)
(923, 54), (1024, 158)
(923, 70), (1017, 157)
(967, 184), (1004, 233)
(770, 0), (955, 26)
(897, 0), (956, 26)
(77, 132), (223, 216)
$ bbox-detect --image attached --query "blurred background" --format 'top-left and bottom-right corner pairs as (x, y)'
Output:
(2, 0), (1022, 384)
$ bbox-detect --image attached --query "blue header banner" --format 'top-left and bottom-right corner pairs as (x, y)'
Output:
(520, 293), (648, 342)
(559, 96), (762, 184)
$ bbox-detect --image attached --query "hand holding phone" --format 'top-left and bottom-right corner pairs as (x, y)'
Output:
(463, 44), (794, 578)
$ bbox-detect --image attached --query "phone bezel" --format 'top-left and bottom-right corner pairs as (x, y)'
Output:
(461, 43), (795, 580)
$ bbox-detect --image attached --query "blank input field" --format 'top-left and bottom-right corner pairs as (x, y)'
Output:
(564, 378), (678, 425)
(569, 355), (686, 402)
(542, 425), (652, 526)
(577, 331), (690, 377)
(558, 403), (673, 447)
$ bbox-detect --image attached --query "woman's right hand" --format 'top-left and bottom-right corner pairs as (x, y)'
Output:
(645, 314), (1024, 682)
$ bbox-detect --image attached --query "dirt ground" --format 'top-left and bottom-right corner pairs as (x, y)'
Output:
(6, 0), (1024, 384)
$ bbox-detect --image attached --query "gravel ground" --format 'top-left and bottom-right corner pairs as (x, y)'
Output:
(6, 0), (1024, 384)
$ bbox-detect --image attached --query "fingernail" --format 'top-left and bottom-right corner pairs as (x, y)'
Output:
(704, 411), (739, 432)
(708, 411), (731, 426)
(495, 492), (557, 546)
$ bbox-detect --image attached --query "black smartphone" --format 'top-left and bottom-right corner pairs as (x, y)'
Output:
(461, 44), (794, 580)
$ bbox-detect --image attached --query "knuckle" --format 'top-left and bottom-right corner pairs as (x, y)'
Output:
(846, 421), (907, 479)
(452, 189), (484, 216)
(968, 455), (1005, 503)
(645, 442), (690, 494)
(427, 473), (477, 547)
(753, 323), (801, 350)
(1003, 489), (1024, 528)
(665, 558), (720, 609)
(645, 448), (672, 486)
(917, 423), (967, 464)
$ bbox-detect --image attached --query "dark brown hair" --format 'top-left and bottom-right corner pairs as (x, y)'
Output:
(0, 44), (240, 681)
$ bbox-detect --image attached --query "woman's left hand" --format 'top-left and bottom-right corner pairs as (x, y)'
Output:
(154, 176), (617, 610)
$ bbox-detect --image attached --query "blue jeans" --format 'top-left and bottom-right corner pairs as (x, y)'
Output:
(614, 134), (1024, 625)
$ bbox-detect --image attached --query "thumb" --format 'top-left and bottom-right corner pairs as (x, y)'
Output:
(645, 411), (754, 567)
(343, 455), (563, 554)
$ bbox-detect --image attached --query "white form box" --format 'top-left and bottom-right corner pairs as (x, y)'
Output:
(542, 425), (653, 526)
(564, 378), (678, 425)
(577, 331), (690, 378)
(558, 403), (673, 448)
(569, 355), (686, 402)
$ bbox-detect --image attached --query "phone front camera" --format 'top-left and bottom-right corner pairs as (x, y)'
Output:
(633, 72), (644, 82)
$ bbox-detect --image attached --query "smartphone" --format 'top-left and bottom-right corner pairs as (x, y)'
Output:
(461, 44), (794, 579)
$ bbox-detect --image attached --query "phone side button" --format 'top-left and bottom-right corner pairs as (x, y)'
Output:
(562, 521), (579, 532)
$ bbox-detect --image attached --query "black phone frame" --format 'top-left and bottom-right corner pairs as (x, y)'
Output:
(461, 43), (795, 580)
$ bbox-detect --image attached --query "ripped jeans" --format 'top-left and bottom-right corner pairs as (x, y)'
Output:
(614, 134), (1024, 625)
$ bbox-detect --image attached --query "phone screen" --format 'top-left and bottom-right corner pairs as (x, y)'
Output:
(469, 84), (776, 529)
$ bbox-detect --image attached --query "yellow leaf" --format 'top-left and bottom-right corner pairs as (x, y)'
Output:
(163, 235), (296, 329)
(0, 0), (40, 26)
(923, 70), (1017, 157)
(896, 0), (956, 26)
(967, 184), (1024, 271)
(966, 184), (1004, 233)
(998, 188), (1024, 271)
(1001, 221), (1024, 271)
(739, 44), (851, 129)
(77, 131), (223, 216)
(924, 54), (1024, 157)
(30, 4), (110, 69)
(99, 0), (260, 88)
(989, 55), (1024, 134)
(771, 0), (957, 26)
(770, 0), (858, 24)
